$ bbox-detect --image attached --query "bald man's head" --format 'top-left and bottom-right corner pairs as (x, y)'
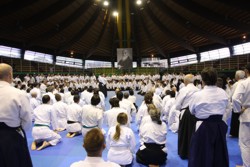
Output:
(184, 74), (194, 86)
(0, 63), (13, 83)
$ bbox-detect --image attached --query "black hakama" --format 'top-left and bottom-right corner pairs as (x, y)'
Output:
(229, 111), (240, 137)
(188, 115), (229, 167)
(0, 122), (33, 167)
(136, 143), (167, 166)
(98, 82), (107, 98)
(178, 108), (196, 159)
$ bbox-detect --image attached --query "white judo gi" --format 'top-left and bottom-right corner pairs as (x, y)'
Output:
(32, 104), (61, 146)
(232, 77), (250, 167)
(106, 125), (136, 165)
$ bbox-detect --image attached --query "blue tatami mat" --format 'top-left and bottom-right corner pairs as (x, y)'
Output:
(27, 91), (242, 167)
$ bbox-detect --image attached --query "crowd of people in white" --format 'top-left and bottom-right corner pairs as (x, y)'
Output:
(10, 70), (247, 166)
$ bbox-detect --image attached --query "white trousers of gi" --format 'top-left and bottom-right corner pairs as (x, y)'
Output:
(239, 122), (250, 167)
(32, 126), (61, 146)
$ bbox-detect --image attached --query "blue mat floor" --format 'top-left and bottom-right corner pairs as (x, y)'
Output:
(27, 91), (242, 167)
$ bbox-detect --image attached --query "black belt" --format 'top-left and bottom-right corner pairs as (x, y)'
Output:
(67, 120), (78, 124)
(0, 122), (21, 130)
(196, 115), (223, 122)
(180, 107), (189, 111)
(144, 143), (165, 149)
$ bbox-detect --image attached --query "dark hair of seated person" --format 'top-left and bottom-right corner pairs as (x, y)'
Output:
(55, 94), (61, 102)
(42, 95), (50, 104)
(91, 95), (101, 106)
(83, 128), (105, 157)
(109, 97), (120, 108)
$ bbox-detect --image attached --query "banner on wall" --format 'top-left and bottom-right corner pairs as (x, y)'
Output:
(117, 48), (133, 69)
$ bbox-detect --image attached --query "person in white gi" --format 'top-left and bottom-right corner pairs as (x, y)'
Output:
(161, 90), (176, 123)
(136, 106), (167, 166)
(168, 104), (180, 133)
(43, 86), (56, 104)
(123, 92), (137, 121)
(188, 67), (229, 167)
(81, 95), (103, 137)
(70, 128), (120, 167)
(104, 98), (130, 129)
(136, 92), (154, 127)
(52, 94), (68, 131)
(30, 91), (41, 121)
(106, 112), (136, 166)
(175, 74), (199, 159)
(66, 95), (82, 138)
(0, 63), (33, 167)
(232, 64), (250, 167)
(31, 95), (61, 151)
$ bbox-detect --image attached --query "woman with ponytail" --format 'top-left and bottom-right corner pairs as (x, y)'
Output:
(106, 113), (136, 167)
(136, 108), (168, 167)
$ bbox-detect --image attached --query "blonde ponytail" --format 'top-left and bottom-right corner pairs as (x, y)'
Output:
(113, 112), (128, 141)
(113, 123), (121, 141)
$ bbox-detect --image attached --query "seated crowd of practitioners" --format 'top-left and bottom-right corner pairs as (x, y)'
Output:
(9, 67), (249, 167)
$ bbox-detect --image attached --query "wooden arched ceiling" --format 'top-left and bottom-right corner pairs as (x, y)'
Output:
(0, 0), (249, 61)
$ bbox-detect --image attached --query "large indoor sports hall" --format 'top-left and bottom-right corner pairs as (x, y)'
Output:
(0, 0), (250, 167)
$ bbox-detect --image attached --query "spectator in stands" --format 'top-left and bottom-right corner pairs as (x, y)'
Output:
(70, 128), (120, 167)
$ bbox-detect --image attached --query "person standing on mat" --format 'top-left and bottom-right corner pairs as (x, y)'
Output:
(175, 74), (199, 159)
(232, 64), (250, 167)
(0, 63), (33, 167)
(230, 70), (245, 137)
(188, 67), (229, 167)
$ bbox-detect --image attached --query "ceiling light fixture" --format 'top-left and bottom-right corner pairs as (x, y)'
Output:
(113, 11), (118, 17)
(103, 1), (109, 6)
(136, 0), (142, 5)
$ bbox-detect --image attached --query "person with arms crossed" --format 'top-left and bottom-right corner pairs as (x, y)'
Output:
(0, 63), (33, 167)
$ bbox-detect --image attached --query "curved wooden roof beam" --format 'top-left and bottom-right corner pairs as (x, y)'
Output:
(144, 5), (196, 52)
(57, 8), (101, 53)
(1, 0), (74, 35)
(27, 1), (93, 46)
(152, 0), (227, 45)
(216, 0), (250, 12)
(0, 0), (37, 18)
(86, 9), (110, 59)
(173, 0), (250, 33)
(137, 10), (168, 58)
